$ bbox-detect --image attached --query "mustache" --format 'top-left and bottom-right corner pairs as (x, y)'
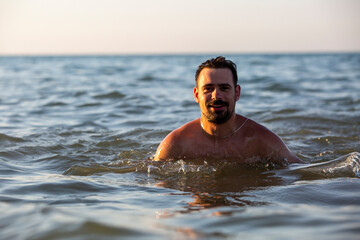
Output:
(206, 100), (229, 107)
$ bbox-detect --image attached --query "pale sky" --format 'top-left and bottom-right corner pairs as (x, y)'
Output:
(0, 0), (359, 55)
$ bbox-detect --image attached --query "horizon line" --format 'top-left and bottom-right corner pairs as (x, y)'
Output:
(1, 50), (360, 57)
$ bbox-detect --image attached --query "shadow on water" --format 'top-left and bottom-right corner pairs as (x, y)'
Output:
(64, 152), (360, 211)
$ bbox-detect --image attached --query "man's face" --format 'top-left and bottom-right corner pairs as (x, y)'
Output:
(194, 68), (240, 124)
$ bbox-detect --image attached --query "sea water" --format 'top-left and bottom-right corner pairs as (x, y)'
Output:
(0, 54), (359, 239)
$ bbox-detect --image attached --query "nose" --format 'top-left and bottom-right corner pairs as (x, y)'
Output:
(211, 87), (222, 100)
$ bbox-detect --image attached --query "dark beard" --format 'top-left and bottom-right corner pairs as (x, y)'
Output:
(203, 100), (233, 124)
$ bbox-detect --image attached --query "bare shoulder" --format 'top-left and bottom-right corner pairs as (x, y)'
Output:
(245, 118), (282, 142)
(243, 117), (303, 163)
(154, 119), (200, 161)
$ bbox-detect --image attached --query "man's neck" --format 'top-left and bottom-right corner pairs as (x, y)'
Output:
(200, 114), (238, 138)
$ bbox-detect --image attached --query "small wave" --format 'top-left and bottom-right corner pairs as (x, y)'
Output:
(5, 178), (118, 194)
(44, 101), (68, 107)
(93, 91), (126, 99)
(122, 120), (157, 126)
(77, 102), (103, 108)
(0, 203), (147, 239)
(290, 152), (360, 179)
(181, 100), (198, 107)
(41, 77), (54, 82)
(74, 91), (87, 97)
(273, 108), (300, 114)
(250, 76), (271, 83)
(64, 160), (137, 176)
(73, 121), (107, 129)
(138, 75), (155, 81)
(263, 82), (297, 93)
(262, 115), (345, 125)
(0, 133), (26, 144)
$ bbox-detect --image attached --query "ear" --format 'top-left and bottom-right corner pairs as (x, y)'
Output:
(235, 85), (241, 101)
(194, 87), (199, 103)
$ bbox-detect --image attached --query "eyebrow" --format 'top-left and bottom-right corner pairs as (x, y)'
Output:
(202, 83), (232, 88)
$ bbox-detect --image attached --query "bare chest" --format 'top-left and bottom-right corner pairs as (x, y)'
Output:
(181, 136), (258, 160)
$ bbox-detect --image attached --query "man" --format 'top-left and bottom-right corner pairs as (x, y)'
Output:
(154, 56), (303, 164)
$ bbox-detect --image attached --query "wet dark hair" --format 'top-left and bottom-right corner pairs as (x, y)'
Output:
(195, 56), (238, 86)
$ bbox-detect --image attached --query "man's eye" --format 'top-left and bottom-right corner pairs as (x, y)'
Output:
(221, 86), (230, 91)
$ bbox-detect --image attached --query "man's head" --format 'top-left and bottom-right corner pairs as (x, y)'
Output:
(194, 57), (241, 124)
(195, 56), (238, 87)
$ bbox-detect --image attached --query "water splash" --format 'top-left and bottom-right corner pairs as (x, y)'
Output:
(63, 153), (360, 179)
(290, 152), (360, 178)
(144, 160), (217, 176)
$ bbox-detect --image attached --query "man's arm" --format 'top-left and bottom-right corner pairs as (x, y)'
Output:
(253, 123), (303, 164)
(279, 147), (303, 164)
(265, 132), (303, 164)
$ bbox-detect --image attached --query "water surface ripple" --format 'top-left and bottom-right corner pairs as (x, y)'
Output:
(0, 54), (359, 239)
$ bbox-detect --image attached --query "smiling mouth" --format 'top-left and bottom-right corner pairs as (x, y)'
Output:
(207, 100), (228, 110)
(209, 104), (225, 108)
